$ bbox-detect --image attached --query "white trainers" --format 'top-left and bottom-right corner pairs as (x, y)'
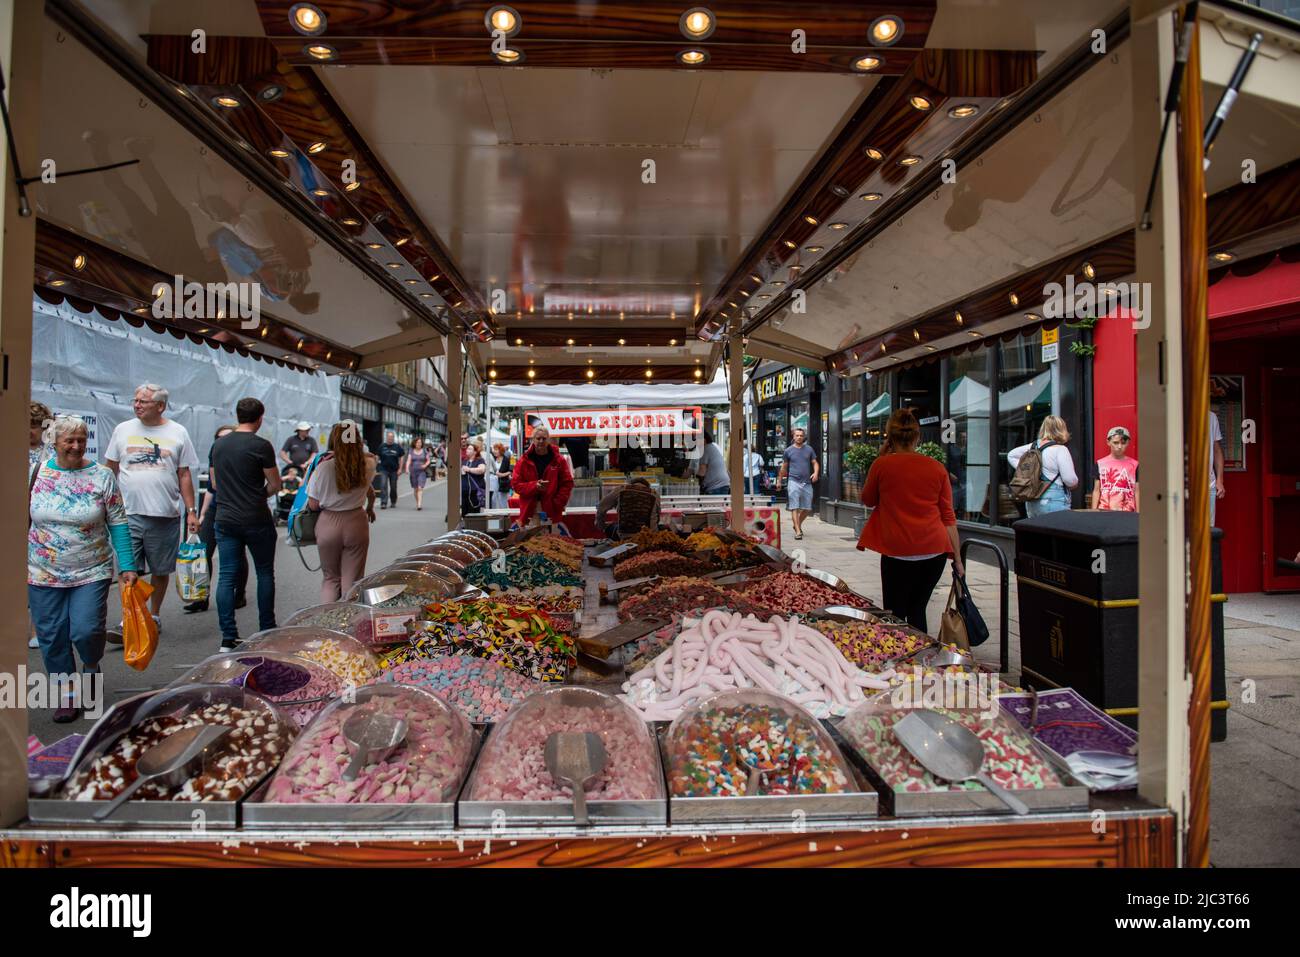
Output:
(28, 635), (39, 649)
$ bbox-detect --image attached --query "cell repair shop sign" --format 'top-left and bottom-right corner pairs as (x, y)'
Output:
(529, 407), (704, 438)
(1041, 327), (1060, 363)
(57, 410), (99, 459)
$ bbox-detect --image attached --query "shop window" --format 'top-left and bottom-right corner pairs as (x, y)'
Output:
(997, 332), (1060, 521)
(947, 352), (991, 524)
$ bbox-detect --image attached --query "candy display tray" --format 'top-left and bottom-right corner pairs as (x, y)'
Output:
(27, 692), (250, 829)
(458, 724), (668, 828)
(825, 719), (1091, 817)
(656, 722), (879, 825)
(241, 732), (484, 829)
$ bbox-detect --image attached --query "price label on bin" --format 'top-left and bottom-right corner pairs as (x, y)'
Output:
(373, 611), (418, 638)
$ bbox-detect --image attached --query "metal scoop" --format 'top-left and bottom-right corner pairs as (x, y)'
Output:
(893, 710), (1030, 815)
(93, 723), (232, 820)
(544, 732), (607, 825)
(341, 708), (409, 781)
(361, 583), (407, 605)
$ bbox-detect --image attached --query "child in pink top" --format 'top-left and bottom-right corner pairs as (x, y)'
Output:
(1090, 426), (1139, 512)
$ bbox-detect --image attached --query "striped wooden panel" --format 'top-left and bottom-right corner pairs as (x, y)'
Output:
(8, 814), (1176, 868)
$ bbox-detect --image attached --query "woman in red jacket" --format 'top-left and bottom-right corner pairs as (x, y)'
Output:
(512, 425), (574, 528)
(857, 409), (965, 632)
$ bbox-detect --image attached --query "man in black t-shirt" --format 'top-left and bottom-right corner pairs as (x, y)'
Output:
(209, 398), (282, 650)
(375, 430), (405, 509)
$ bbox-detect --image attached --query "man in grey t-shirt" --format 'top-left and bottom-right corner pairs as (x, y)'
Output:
(778, 428), (820, 540)
(696, 429), (730, 495)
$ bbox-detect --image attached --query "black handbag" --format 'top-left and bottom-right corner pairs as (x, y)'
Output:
(953, 570), (990, 647)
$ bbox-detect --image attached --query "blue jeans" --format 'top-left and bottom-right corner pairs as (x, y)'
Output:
(215, 522), (278, 641)
(1026, 483), (1071, 517)
(745, 476), (760, 496)
(28, 578), (111, 680)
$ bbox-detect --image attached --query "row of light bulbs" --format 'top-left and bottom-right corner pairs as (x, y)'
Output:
(288, 4), (907, 70)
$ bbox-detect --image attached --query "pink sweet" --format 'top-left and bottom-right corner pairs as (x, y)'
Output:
(469, 696), (660, 802)
(264, 693), (473, 804)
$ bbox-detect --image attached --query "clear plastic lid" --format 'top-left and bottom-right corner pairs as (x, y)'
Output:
(468, 687), (662, 802)
(664, 689), (856, 798)
(381, 558), (466, 586)
(283, 602), (378, 646)
(445, 528), (497, 550)
(261, 684), (474, 805)
(62, 683), (295, 802)
(242, 626), (379, 686)
(404, 541), (477, 568)
(836, 693), (1067, 793)
(175, 652), (346, 730)
(435, 532), (494, 560)
(345, 570), (457, 608)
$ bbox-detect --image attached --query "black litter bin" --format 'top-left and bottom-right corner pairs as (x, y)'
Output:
(1014, 511), (1227, 741)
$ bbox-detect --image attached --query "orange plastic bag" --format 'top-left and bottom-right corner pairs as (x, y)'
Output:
(121, 579), (159, 671)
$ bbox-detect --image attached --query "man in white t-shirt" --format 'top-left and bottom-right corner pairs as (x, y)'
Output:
(105, 383), (200, 627)
(1210, 410), (1225, 526)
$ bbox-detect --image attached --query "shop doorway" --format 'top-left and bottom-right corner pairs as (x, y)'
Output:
(898, 364), (941, 443)
(1261, 367), (1300, 592)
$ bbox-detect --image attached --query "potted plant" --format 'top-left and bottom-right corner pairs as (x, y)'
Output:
(915, 441), (948, 466)
(842, 443), (878, 501)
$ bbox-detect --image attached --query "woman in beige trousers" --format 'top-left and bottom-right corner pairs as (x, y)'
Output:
(305, 421), (377, 602)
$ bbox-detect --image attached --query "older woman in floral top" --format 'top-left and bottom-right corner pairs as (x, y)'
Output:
(28, 416), (137, 722)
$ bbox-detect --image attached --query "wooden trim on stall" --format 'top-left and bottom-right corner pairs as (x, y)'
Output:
(1, 813), (1177, 867)
(1177, 4), (1213, 871)
(32, 220), (360, 374)
(697, 47), (1038, 340)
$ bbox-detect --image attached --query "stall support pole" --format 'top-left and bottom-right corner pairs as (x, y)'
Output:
(728, 338), (745, 533)
(0, 0), (42, 828)
(445, 333), (462, 528)
(1175, 6), (1212, 870)
(1130, 5), (1191, 859)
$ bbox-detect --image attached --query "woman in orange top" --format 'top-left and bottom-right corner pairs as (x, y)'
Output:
(856, 410), (965, 632)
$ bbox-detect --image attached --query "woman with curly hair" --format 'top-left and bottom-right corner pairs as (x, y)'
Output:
(306, 421), (377, 601)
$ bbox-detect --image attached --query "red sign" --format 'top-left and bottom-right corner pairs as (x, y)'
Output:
(528, 407), (703, 438)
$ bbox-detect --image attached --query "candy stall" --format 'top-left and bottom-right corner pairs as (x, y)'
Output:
(8, 528), (1174, 869)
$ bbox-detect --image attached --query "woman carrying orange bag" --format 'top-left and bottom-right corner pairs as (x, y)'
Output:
(28, 416), (138, 722)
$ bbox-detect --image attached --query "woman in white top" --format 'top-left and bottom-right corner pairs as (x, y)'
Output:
(306, 421), (377, 601)
(1007, 415), (1078, 517)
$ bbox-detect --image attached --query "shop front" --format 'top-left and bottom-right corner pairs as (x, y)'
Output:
(751, 363), (823, 501)
(341, 372), (438, 453)
(1091, 249), (1300, 594)
(822, 324), (1091, 557)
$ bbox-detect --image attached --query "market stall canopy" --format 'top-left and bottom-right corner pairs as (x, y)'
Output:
(37, 0), (1300, 385)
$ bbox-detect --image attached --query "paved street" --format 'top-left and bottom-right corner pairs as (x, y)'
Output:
(26, 479), (450, 747)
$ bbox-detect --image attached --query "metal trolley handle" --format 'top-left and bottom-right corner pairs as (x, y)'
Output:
(959, 538), (1010, 674)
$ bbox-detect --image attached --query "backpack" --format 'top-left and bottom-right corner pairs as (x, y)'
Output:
(1009, 441), (1060, 503)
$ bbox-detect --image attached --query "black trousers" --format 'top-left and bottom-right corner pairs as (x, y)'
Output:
(879, 554), (949, 634)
